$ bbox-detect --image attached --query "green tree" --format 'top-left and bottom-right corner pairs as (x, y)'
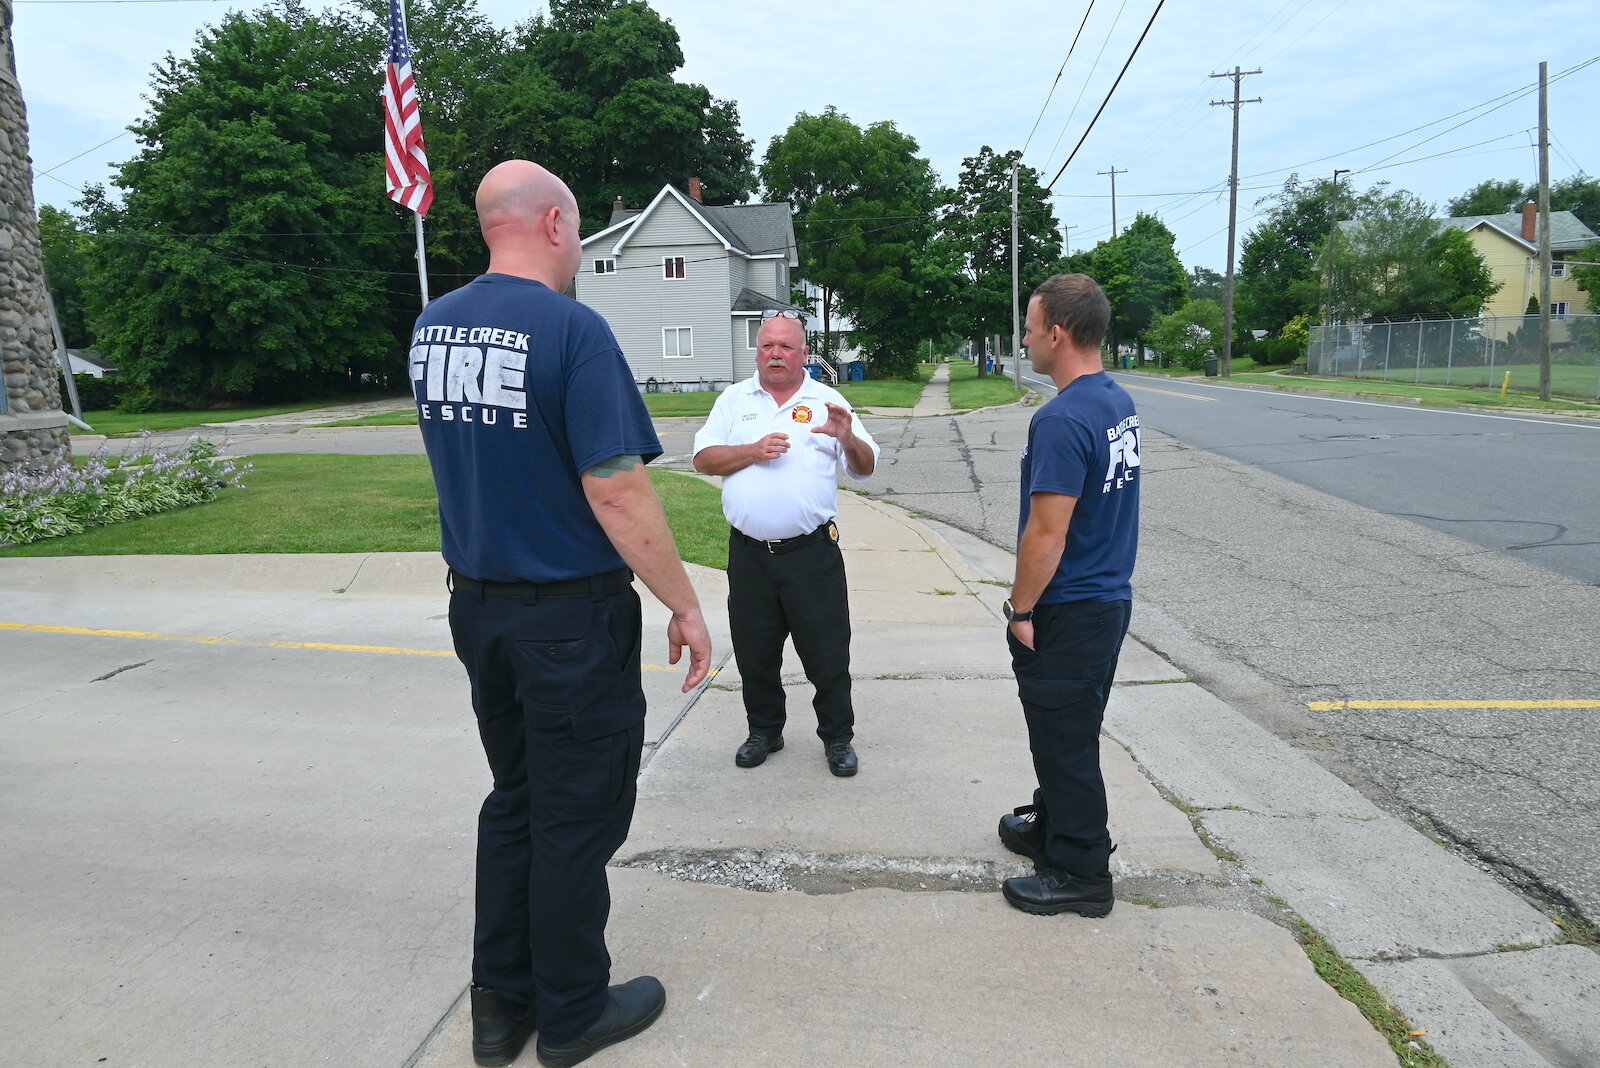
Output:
(1446, 178), (1534, 217)
(38, 205), (95, 349)
(1445, 174), (1600, 231)
(1146, 298), (1224, 371)
(1089, 213), (1186, 358)
(1572, 245), (1600, 314)
(1330, 188), (1499, 320)
(1186, 265), (1224, 304)
(508, 0), (755, 220)
(1550, 174), (1600, 233)
(761, 108), (948, 378)
(1236, 175), (1364, 335)
(943, 146), (1061, 367)
(82, 3), (398, 402)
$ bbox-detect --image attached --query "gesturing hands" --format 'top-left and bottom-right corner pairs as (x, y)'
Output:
(811, 401), (854, 440)
(751, 432), (790, 461)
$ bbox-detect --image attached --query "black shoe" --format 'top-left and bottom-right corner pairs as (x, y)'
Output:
(535, 975), (666, 1068)
(825, 740), (858, 777)
(997, 805), (1045, 864)
(471, 983), (537, 1068)
(735, 733), (783, 768)
(1001, 867), (1114, 918)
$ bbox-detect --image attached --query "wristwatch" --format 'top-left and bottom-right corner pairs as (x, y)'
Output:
(1002, 599), (1033, 623)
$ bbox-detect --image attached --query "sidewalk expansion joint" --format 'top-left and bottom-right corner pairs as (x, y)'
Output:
(616, 844), (1026, 895)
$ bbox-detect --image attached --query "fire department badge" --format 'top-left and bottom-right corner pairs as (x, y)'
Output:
(791, 405), (814, 424)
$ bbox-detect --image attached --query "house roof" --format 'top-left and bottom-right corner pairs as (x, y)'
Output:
(586, 185), (797, 265)
(1438, 210), (1599, 252)
(730, 287), (802, 314)
(66, 349), (116, 372)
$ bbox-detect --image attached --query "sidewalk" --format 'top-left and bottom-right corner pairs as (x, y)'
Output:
(2, 492), (1594, 1066)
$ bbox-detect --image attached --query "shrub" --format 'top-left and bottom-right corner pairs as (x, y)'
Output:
(71, 374), (127, 411)
(0, 433), (251, 546)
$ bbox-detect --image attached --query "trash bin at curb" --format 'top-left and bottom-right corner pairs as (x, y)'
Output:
(848, 362), (865, 382)
(1204, 357), (1219, 377)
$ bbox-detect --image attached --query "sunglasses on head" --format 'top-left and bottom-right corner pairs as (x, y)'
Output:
(761, 309), (804, 322)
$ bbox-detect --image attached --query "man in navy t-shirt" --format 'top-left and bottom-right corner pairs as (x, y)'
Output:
(996, 273), (1139, 919)
(411, 160), (710, 1068)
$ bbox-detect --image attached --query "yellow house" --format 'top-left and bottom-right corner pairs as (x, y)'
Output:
(1438, 204), (1598, 335)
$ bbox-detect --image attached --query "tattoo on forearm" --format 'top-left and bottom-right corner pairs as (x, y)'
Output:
(588, 454), (643, 478)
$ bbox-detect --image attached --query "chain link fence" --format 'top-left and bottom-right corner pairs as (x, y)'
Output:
(1307, 314), (1600, 400)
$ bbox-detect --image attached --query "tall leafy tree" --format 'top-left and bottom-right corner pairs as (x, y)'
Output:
(1329, 188), (1500, 320)
(1089, 213), (1186, 358)
(1446, 178), (1534, 217)
(1235, 175), (1360, 335)
(944, 146), (1062, 367)
(1186, 265), (1224, 304)
(82, 2), (397, 401)
(38, 205), (95, 350)
(1445, 174), (1600, 231)
(761, 108), (948, 378)
(509, 0), (755, 219)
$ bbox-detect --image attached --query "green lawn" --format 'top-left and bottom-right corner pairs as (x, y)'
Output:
(835, 368), (927, 409)
(81, 394), (412, 436)
(0, 455), (731, 570)
(947, 359), (1027, 409)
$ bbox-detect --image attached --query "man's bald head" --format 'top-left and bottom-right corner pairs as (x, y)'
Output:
(474, 160), (583, 288)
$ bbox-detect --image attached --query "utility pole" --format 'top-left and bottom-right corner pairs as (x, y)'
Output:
(1011, 158), (1023, 394)
(1097, 166), (1127, 237)
(1210, 66), (1261, 378)
(1537, 60), (1552, 402)
(1323, 168), (1351, 367)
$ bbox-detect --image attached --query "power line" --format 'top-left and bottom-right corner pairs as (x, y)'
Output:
(1021, 1), (1097, 157)
(1045, 0), (1167, 191)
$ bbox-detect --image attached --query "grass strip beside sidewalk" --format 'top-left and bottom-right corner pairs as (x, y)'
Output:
(0, 454), (730, 570)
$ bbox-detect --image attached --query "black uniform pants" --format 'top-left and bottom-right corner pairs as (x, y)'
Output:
(448, 579), (645, 1047)
(727, 528), (855, 744)
(1007, 599), (1132, 877)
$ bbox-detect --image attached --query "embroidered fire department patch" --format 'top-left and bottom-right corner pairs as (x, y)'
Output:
(791, 405), (814, 424)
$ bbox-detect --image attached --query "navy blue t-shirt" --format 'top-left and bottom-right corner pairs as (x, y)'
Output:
(1017, 371), (1140, 603)
(409, 274), (661, 583)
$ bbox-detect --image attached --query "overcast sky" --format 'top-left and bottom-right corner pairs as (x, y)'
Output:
(12, 0), (1600, 272)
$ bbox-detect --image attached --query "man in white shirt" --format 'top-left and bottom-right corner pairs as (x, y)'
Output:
(693, 311), (879, 777)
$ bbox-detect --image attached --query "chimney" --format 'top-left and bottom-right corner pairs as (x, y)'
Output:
(612, 195), (625, 213)
(687, 177), (703, 203)
(1521, 202), (1537, 242)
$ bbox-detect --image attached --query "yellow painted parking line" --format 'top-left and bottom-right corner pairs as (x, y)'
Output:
(0, 620), (703, 675)
(1122, 382), (1218, 401)
(1308, 699), (1600, 711)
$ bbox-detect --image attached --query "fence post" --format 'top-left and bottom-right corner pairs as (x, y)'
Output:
(1415, 322), (1425, 384)
(1445, 319), (1455, 385)
(1383, 324), (1392, 379)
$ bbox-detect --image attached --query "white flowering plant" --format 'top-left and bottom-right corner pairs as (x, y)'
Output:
(0, 432), (251, 547)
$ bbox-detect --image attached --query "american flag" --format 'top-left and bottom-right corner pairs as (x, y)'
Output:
(383, 0), (433, 217)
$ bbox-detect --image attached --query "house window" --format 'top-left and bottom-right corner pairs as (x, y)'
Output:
(1551, 301), (1569, 320)
(746, 319), (761, 349)
(663, 256), (686, 280)
(593, 259), (616, 274)
(1550, 258), (1566, 278)
(664, 327), (693, 359)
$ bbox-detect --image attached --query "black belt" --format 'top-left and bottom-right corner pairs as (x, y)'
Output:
(448, 566), (633, 598)
(735, 520), (837, 555)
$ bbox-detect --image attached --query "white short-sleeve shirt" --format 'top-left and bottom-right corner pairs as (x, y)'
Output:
(693, 375), (880, 540)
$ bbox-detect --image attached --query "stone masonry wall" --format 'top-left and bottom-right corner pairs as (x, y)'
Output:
(0, 0), (72, 475)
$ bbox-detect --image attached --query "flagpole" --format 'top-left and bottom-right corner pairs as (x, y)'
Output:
(414, 214), (430, 308)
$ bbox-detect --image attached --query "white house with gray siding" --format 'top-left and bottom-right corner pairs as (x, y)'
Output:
(575, 183), (799, 390)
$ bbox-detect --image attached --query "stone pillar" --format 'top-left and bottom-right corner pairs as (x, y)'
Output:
(0, 0), (72, 474)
